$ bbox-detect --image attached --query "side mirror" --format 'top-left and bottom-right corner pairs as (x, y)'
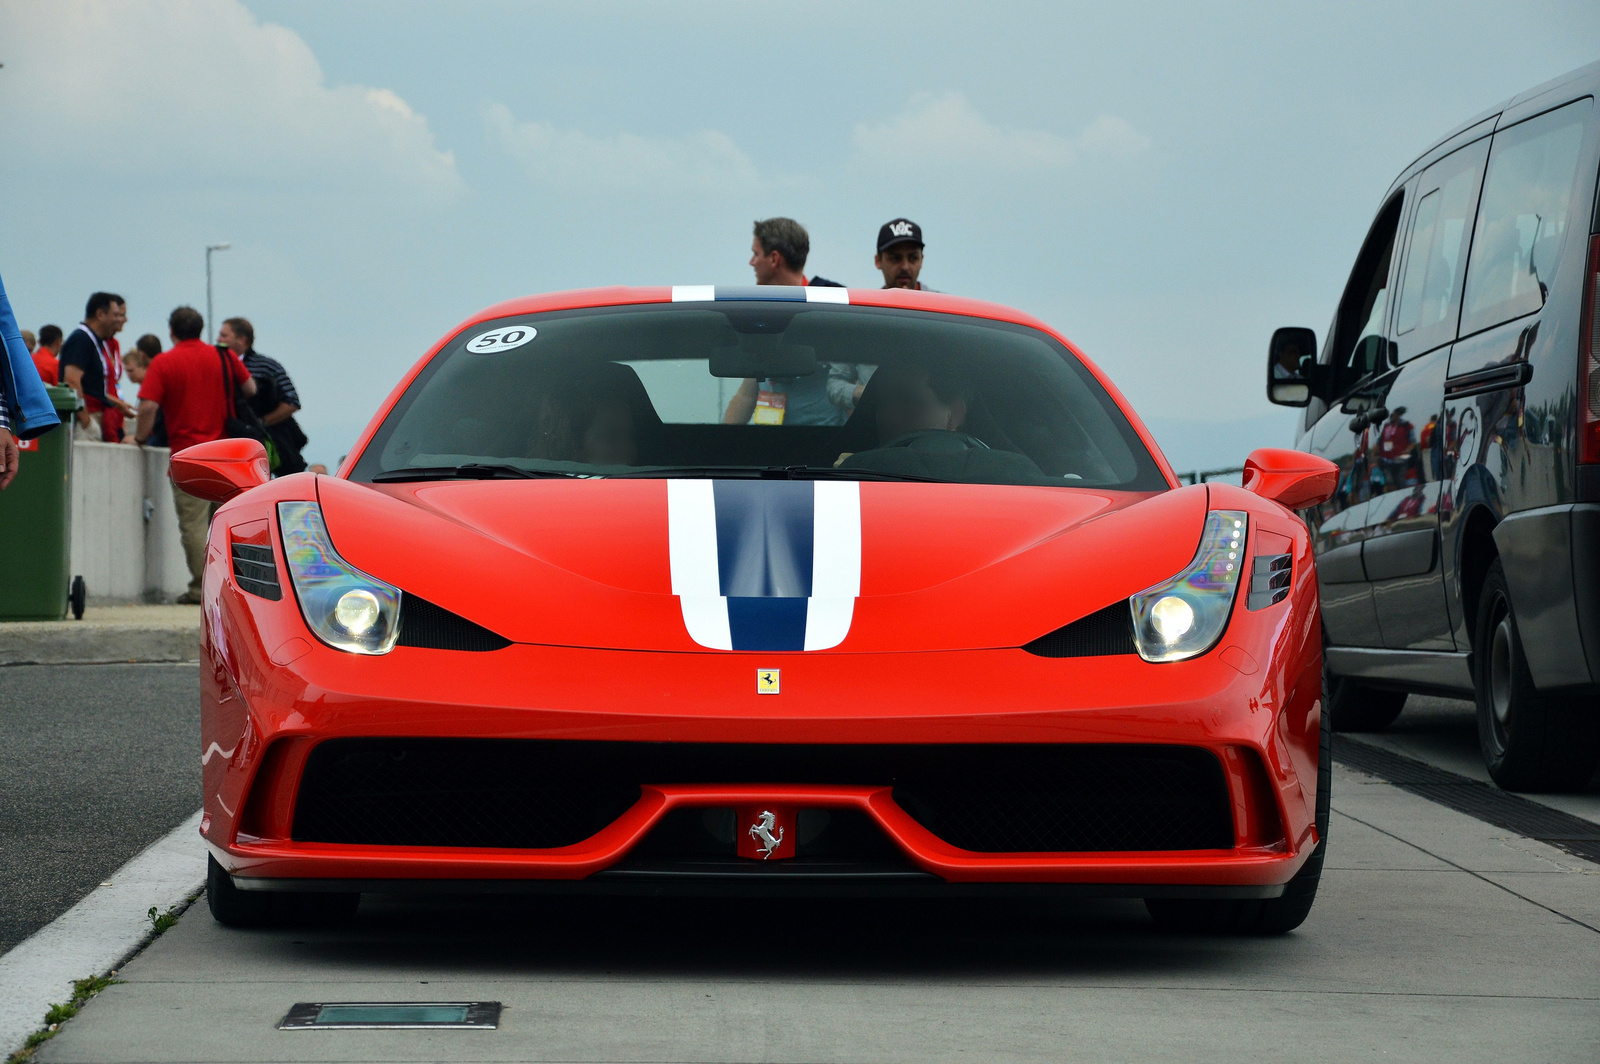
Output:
(169, 438), (271, 503)
(1267, 326), (1318, 407)
(1242, 448), (1338, 510)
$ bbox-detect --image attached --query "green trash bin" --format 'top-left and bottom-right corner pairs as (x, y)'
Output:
(0, 385), (84, 620)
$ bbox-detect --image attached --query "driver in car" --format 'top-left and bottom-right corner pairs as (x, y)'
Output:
(837, 363), (1047, 484)
(872, 365), (969, 441)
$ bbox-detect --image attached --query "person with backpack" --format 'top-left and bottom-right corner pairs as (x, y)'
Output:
(219, 317), (308, 476)
(133, 306), (255, 603)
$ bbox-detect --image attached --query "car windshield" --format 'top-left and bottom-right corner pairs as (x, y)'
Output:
(349, 301), (1166, 490)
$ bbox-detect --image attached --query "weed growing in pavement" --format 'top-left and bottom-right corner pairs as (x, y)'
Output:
(147, 904), (180, 934)
(5, 974), (120, 1064)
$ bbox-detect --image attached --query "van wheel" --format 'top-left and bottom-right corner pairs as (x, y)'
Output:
(1474, 559), (1600, 792)
(1145, 669), (1330, 935)
(1325, 669), (1407, 732)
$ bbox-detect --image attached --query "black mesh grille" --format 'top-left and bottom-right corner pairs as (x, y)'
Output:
(397, 594), (511, 651)
(892, 746), (1233, 852)
(1022, 602), (1137, 657)
(290, 740), (1232, 853)
(231, 543), (282, 600)
(293, 739), (641, 848)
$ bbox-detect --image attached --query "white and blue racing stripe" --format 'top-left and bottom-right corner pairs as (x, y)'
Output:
(670, 285), (849, 305)
(667, 479), (861, 651)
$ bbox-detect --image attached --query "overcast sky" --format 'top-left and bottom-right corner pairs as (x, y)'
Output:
(2, 1), (1596, 471)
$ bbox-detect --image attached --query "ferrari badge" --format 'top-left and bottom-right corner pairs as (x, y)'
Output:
(757, 668), (780, 694)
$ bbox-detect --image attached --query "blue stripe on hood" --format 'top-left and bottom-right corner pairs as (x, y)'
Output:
(712, 480), (814, 651)
(712, 480), (814, 598)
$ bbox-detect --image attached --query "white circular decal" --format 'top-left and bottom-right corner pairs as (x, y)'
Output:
(466, 325), (537, 353)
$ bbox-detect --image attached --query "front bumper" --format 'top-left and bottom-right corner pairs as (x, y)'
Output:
(201, 573), (1324, 896)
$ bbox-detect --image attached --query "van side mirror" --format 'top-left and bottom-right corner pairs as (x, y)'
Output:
(169, 438), (271, 503)
(1242, 448), (1338, 510)
(1267, 327), (1318, 407)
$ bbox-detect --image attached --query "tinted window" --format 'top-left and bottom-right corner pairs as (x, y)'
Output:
(1327, 195), (1404, 395)
(1394, 140), (1489, 354)
(350, 302), (1167, 490)
(1461, 99), (1592, 336)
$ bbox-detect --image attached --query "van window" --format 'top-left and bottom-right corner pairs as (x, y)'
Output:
(1395, 140), (1489, 354)
(1327, 194), (1404, 396)
(1461, 99), (1592, 336)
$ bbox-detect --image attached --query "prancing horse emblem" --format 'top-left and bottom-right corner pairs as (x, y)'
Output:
(747, 810), (785, 859)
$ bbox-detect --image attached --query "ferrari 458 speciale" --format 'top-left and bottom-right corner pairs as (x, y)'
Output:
(181, 284), (1338, 933)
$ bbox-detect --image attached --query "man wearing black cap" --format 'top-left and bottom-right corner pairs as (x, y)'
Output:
(875, 218), (937, 291)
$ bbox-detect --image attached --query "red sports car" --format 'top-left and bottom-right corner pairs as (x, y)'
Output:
(180, 285), (1338, 934)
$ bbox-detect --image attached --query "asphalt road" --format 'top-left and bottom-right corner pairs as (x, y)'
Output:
(0, 663), (202, 955)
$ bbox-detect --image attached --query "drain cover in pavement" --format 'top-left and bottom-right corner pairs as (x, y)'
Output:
(278, 1002), (501, 1029)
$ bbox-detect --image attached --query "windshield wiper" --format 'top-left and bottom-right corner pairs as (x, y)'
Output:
(607, 465), (945, 483)
(371, 464), (581, 483)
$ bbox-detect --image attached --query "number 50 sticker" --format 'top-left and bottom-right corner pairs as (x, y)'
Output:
(466, 325), (537, 353)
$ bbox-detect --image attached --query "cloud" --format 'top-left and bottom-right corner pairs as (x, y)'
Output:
(852, 92), (1152, 169)
(0, 0), (458, 194)
(484, 103), (763, 193)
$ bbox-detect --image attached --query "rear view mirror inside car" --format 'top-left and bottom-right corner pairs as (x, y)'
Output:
(1267, 326), (1318, 407)
(709, 339), (819, 379)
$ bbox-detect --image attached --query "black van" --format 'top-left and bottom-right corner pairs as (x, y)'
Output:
(1268, 61), (1600, 792)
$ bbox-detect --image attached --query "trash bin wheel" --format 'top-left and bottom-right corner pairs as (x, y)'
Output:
(69, 576), (86, 620)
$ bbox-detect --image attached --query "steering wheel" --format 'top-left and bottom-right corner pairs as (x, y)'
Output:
(879, 429), (990, 452)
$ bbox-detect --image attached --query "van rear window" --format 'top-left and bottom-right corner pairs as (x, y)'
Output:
(1461, 99), (1592, 336)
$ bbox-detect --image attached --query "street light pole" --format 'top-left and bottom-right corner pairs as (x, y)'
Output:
(205, 243), (231, 342)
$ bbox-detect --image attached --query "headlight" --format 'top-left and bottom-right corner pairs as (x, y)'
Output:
(1129, 510), (1247, 663)
(278, 501), (401, 654)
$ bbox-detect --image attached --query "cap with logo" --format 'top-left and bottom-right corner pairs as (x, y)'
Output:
(876, 218), (924, 253)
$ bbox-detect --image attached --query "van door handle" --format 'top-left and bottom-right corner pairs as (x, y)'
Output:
(1445, 362), (1533, 400)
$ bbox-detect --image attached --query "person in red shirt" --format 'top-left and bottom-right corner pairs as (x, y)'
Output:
(27, 326), (62, 385)
(134, 306), (255, 603)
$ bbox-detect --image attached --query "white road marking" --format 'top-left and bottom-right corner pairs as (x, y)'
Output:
(0, 810), (205, 1058)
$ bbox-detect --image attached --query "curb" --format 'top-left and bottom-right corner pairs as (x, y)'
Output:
(0, 624), (200, 666)
(0, 812), (206, 1059)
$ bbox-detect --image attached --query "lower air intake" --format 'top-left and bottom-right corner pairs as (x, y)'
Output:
(290, 740), (1233, 853)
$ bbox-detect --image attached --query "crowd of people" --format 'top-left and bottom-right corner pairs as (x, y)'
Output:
(9, 292), (309, 603)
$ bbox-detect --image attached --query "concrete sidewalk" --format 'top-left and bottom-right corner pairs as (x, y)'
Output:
(26, 762), (1600, 1064)
(0, 605), (201, 666)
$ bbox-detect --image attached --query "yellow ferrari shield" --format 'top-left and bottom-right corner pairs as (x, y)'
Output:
(757, 668), (781, 694)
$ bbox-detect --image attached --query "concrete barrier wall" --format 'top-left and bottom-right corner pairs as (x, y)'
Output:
(69, 442), (189, 604)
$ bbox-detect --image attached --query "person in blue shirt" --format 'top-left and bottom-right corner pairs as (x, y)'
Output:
(0, 268), (62, 489)
(722, 218), (849, 427)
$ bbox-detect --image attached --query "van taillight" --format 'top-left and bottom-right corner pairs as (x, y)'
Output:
(1582, 234), (1600, 465)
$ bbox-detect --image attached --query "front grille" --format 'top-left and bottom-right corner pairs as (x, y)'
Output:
(892, 745), (1233, 852)
(293, 739), (641, 848)
(396, 594), (511, 651)
(290, 740), (1233, 853)
(231, 543), (282, 600)
(1023, 602), (1137, 657)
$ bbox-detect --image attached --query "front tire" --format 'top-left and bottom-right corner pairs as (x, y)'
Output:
(1145, 669), (1330, 935)
(1474, 558), (1600, 792)
(1325, 670), (1406, 733)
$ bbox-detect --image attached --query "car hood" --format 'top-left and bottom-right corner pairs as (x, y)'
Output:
(315, 476), (1204, 652)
